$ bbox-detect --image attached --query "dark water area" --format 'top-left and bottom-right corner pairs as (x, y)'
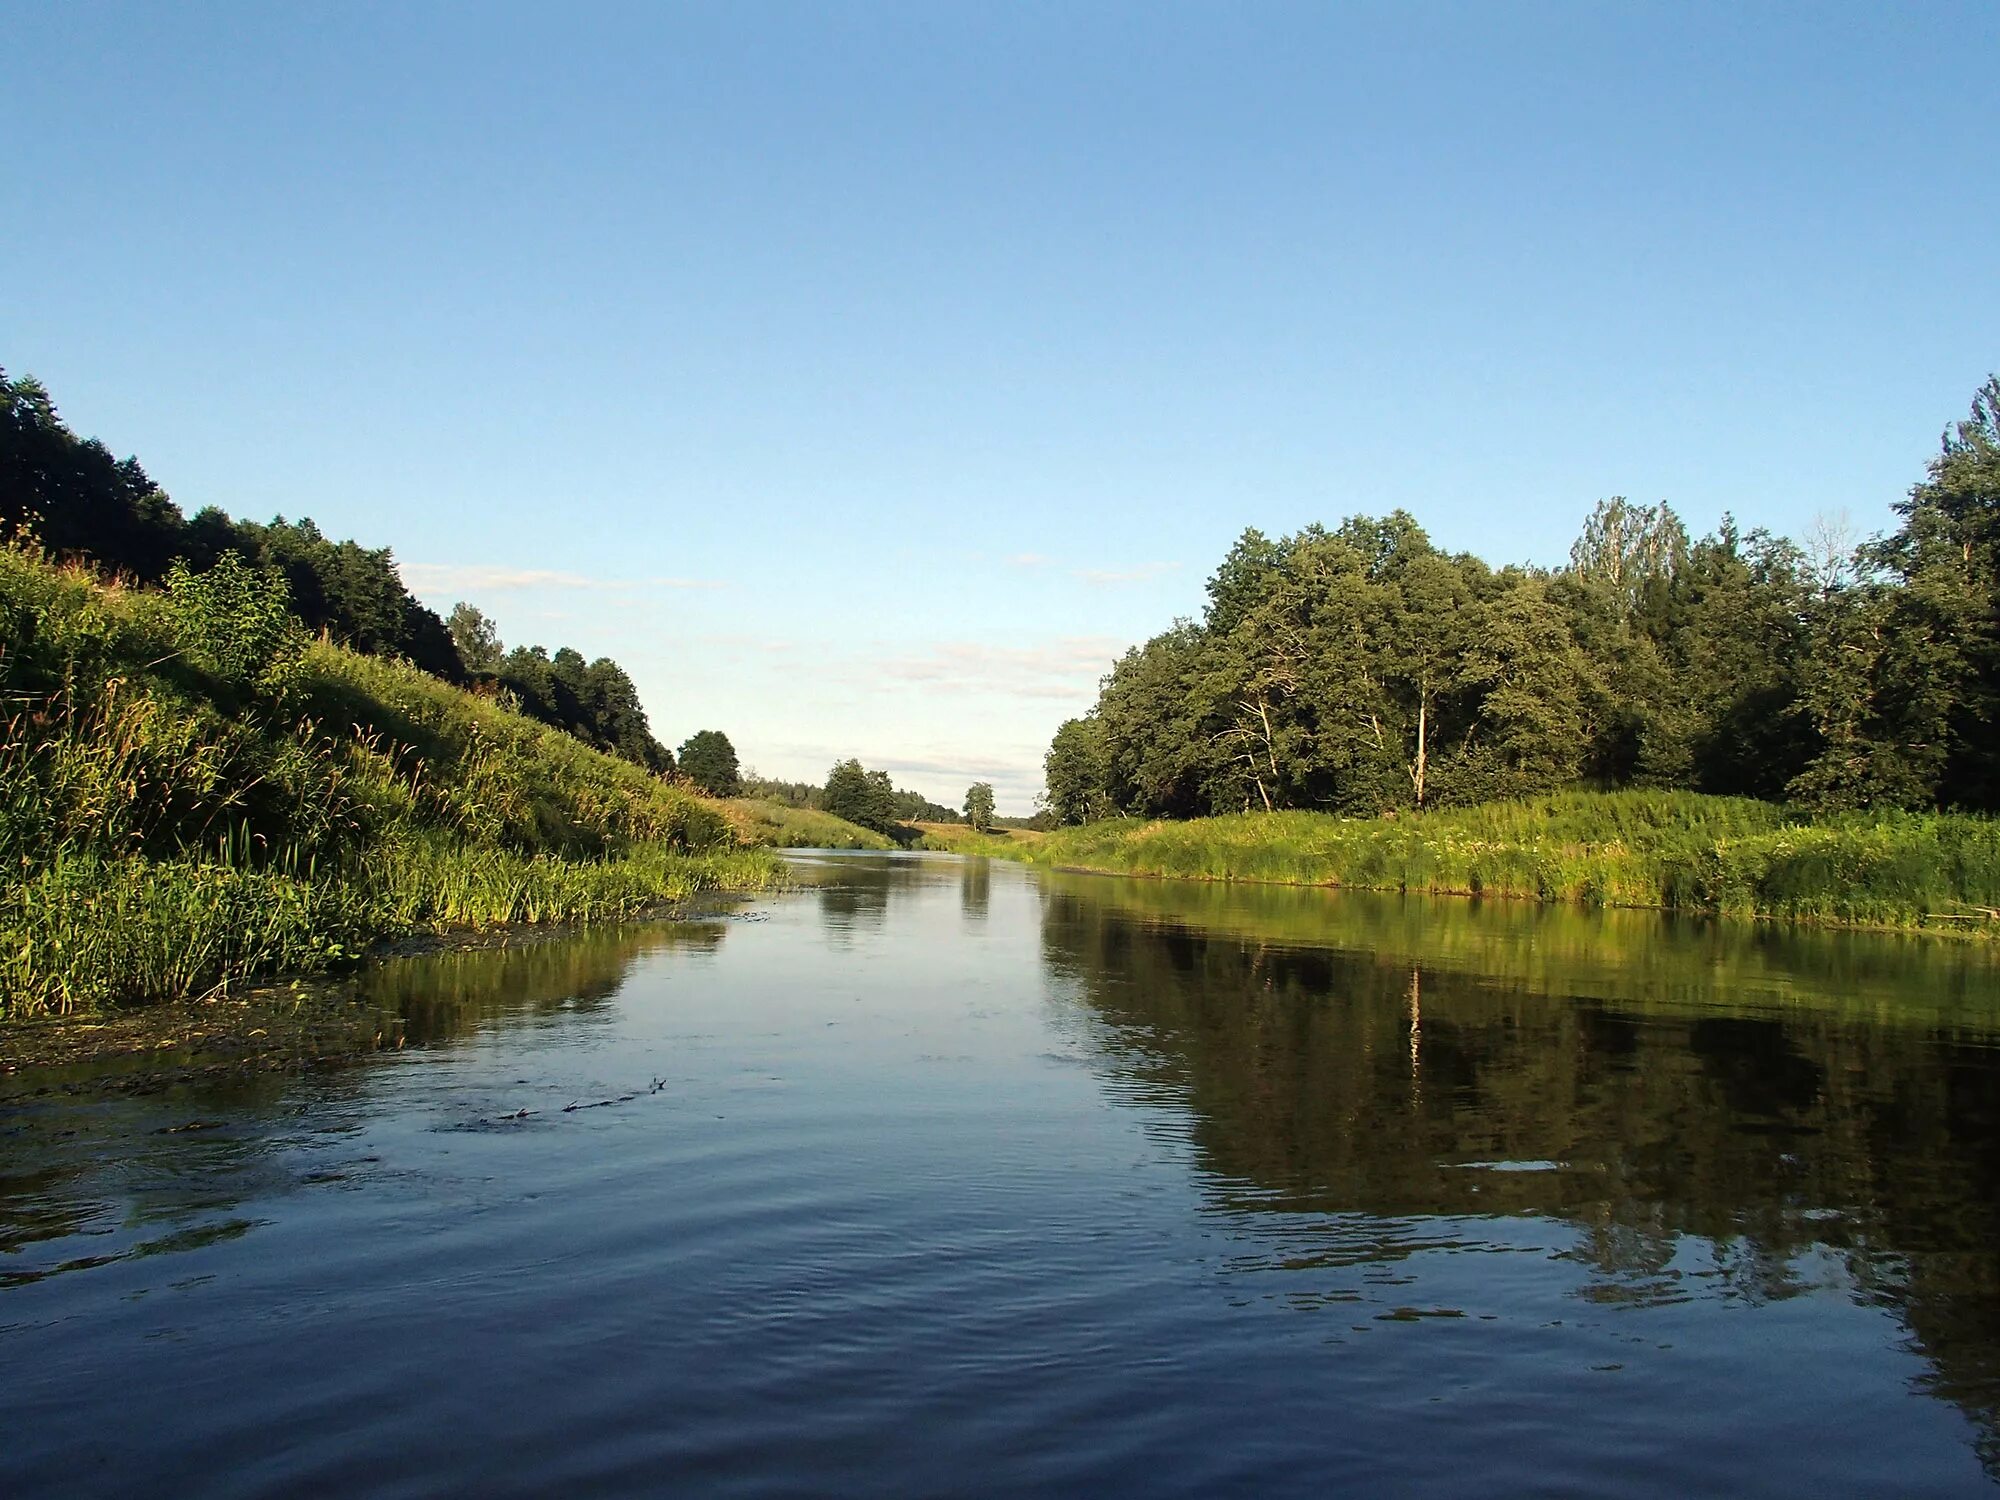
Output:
(5, 854), (2000, 1496)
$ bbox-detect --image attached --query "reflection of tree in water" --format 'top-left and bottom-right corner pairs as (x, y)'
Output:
(354, 921), (727, 1045)
(1038, 880), (2000, 1473)
(0, 920), (731, 1286)
(817, 881), (889, 941)
(808, 856), (940, 943)
(959, 858), (990, 923)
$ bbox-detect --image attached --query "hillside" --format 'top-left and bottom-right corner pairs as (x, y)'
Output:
(0, 543), (782, 1017)
(719, 799), (898, 850)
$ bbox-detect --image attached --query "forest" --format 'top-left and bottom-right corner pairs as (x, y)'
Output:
(0, 369), (676, 774)
(1043, 376), (2000, 825)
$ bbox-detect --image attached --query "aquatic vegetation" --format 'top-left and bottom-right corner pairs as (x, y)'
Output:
(0, 543), (783, 1017)
(1008, 791), (2000, 933)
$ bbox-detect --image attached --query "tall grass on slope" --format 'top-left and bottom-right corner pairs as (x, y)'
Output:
(1028, 792), (2000, 933)
(910, 822), (1044, 857)
(717, 799), (896, 851)
(0, 543), (780, 1018)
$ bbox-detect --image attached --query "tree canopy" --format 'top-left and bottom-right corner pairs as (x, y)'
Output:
(1045, 376), (2000, 821)
(677, 730), (742, 797)
(0, 367), (678, 775)
(964, 782), (995, 832)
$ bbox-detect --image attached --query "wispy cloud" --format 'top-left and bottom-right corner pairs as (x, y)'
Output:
(855, 636), (1125, 700)
(1074, 560), (1181, 586)
(401, 563), (727, 594)
(753, 743), (1045, 809)
(696, 632), (800, 657)
(996, 552), (1182, 586)
(871, 751), (1037, 783)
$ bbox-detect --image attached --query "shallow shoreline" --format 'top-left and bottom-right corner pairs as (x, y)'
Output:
(0, 893), (764, 1087)
(1030, 857), (1999, 939)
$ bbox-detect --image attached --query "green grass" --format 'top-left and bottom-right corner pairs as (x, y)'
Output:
(718, 799), (897, 850)
(1014, 791), (2000, 933)
(909, 821), (1045, 856)
(0, 544), (784, 1018)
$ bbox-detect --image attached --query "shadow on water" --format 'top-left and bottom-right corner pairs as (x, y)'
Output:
(0, 917), (737, 1287)
(1034, 871), (2000, 1475)
(6, 856), (2000, 1487)
(960, 856), (991, 923)
(791, 850), (953, 943)
(350, 919), (730, 1046)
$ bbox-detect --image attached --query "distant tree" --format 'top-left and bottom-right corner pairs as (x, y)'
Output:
(964, 782), (996, 831)
(891, 787), (960, 822)
(823, 758), (873, 828)
(499, 645), (558, 724)
(550, 647), (590, 728)
(447, 602), (504, 673)
(1043, 717), (1112, 824)
(1569, 497), (1689, 636)
(677, 730), (742, 796)
(740, 773), (823, 809)
(584, 658), (669, 771)
(1791, 374), (2000, 811)
(1204, 527), (1287, 637)
(864, 769), (898, 829)
(1, 369), (187, 579)
(824, 758), (899, 834)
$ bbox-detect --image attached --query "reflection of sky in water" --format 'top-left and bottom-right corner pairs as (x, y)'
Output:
(3, 857), (1998, 1496)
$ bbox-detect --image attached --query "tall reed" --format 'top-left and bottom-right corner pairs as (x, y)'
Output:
(0, 543), (782, 1019)
(1021, 792), (2000, 933)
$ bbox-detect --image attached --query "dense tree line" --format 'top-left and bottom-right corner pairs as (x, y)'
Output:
(676, 730), (741, 796)
(743, 770), (959, 824)
(1045, 376), (2000, 822)
(3, 370), (460, 679)
(1, 368), (680, 774)
(442, 600), (672, 772)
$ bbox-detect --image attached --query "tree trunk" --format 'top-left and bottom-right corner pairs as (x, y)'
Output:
(1410, 694), (1429, 806)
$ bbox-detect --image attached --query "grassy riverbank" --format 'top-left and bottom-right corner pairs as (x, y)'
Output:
(719, 799), (897, 850)
(0, 545), (784, 1018)
(909, 822), (1045, 856)
(985, 793), (2000, 933)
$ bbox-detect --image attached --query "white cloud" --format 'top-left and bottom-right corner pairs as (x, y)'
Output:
(1073, 560), (1181, 586)
(871, 751), (1037, 783)
(856, 636), (1125, 700)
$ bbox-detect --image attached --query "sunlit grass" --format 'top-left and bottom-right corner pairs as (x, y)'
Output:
(717, 798), (897, 850)
(1020, 791), (2000, 933)
(909, 821), (1045, 857)
(0, 542), (783, 1018)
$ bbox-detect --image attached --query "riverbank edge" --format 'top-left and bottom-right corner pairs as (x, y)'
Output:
(955, 801), (2000, 939)
(1025, 858), (2000, 941)
(0, 889), (776, 1082)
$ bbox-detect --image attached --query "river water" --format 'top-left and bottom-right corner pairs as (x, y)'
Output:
(5, 852), (2000, 1495)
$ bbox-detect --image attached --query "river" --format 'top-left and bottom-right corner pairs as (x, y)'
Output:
(4, 852), (2000, 1495)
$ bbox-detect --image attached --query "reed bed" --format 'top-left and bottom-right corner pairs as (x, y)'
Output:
(0, 543), (783, 1018)
(1022, 792), (2000, 933)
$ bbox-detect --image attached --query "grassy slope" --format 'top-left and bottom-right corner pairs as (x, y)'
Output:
(909, 822), (1045, 856)
(718, 799), (897, 850)
(997, 793), (2000, 933)
(0, 546), (782, 1017)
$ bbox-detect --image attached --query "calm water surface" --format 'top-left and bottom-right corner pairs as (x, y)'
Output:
(5, 853), (2000, 1496)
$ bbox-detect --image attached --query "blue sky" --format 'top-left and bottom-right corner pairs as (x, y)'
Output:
(5, 3), (1995, 812)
